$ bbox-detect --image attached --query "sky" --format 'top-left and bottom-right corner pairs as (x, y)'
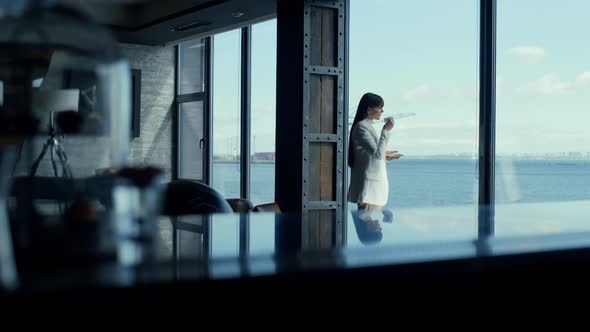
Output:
(210, 0), (590, 156)
(212, 20), (277, 157)
(0, 1), (588, 157)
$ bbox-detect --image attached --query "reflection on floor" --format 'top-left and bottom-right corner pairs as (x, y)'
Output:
(347, 200), (590, 248)
(155, 200), (590, 259)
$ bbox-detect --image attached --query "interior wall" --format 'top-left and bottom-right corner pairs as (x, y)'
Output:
(13, 43), (176, 180)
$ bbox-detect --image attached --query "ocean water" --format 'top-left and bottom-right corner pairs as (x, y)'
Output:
(213, 159), (590, 207)
(200, 160), (590, 255)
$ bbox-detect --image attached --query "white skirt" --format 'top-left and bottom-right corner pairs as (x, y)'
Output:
(347, 177), (389, 206)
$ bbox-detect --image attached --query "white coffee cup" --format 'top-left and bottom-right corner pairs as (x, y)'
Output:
(383, 116), (394, 123)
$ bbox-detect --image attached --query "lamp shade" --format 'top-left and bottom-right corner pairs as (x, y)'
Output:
(31, 89), (79, 129)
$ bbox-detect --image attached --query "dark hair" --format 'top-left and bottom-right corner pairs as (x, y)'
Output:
(348, 92), (384, 168)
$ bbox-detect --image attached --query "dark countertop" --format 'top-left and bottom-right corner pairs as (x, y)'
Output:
(5, 208), (590, 294)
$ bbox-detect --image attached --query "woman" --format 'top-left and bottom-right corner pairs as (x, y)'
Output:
(348, 92), (398, 224)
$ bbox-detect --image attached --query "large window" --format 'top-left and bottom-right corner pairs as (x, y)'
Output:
(179, 101), (205, 180)
(179, 21), (278, 205)
(496, 0), (590, 235)
(250, 19), (277, 206)
(179, 38), (205, 94)
(178, 38), (207, 181)
(347, 0), (480, 246)
(172, 2), (590, 259)
(212, 29), (242, 198)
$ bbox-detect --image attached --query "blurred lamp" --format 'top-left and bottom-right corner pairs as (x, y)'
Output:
(30, 89), (79, 177)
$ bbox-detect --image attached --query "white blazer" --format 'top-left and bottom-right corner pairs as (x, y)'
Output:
(347, 119), (391, 205)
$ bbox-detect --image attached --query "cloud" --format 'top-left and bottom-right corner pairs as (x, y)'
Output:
(401, 84), (432, 101)
(507, 46), (546, 64)
(420, 138), (476, 146)
(509, 71), (590, 95)
(397, 121), (477, 130)
(400, 84), (475, 102)
(517, 74), (573, 95)
(575, 71), (590, 87)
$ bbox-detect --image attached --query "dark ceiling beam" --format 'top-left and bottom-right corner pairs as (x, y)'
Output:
(107, 0), (228, 32)
(109, 0), (277, 46)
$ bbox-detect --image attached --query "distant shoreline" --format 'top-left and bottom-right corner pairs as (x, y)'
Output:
(214, 160), (275, 164)
(213, 158), (590, 164)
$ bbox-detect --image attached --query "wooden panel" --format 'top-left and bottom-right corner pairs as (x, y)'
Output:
(321, 7), (337, 67)
(310, 6), (323, 66)
(319, 210), (334, 249)
(320, 142), (335, 201)
(308, 210), (321, 248)
(309, 75), (322, 133)
(320, 75), (336, 134)
(308, 210), (334, 250)
(301, 2), (345, 250)
(309, 143), (322, 201)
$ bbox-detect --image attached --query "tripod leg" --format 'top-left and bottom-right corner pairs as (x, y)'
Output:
(50, 145), (59, 178)
(54, 137), (73, 178)
(56, 145), (73, 178)
(29, 140), (50, 176)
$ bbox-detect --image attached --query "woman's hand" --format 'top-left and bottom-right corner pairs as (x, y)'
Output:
(383, 118), (394, 131)
(385, 150), (400, 161)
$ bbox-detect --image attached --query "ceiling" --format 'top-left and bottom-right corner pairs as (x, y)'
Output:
(58, 0), (277, 45)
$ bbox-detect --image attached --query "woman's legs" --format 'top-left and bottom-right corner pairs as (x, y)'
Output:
(381, 207), (393, 222)
(358, 203), (382, 210)
(357, 203), (382, 231)
(359, 203), (393, 222)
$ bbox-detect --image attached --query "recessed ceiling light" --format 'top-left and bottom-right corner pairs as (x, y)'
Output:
(170, 21), (210, 32)
(231, 12), (244, 18)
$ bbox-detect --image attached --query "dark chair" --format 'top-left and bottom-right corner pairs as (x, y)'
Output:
(252, 202), (281, 213)
(226, 198), (253, 213)
(164, 180), (233, 262)
(163, 180), (232, 215)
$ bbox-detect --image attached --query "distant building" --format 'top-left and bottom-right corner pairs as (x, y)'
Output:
(252, 152), (275, 161)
